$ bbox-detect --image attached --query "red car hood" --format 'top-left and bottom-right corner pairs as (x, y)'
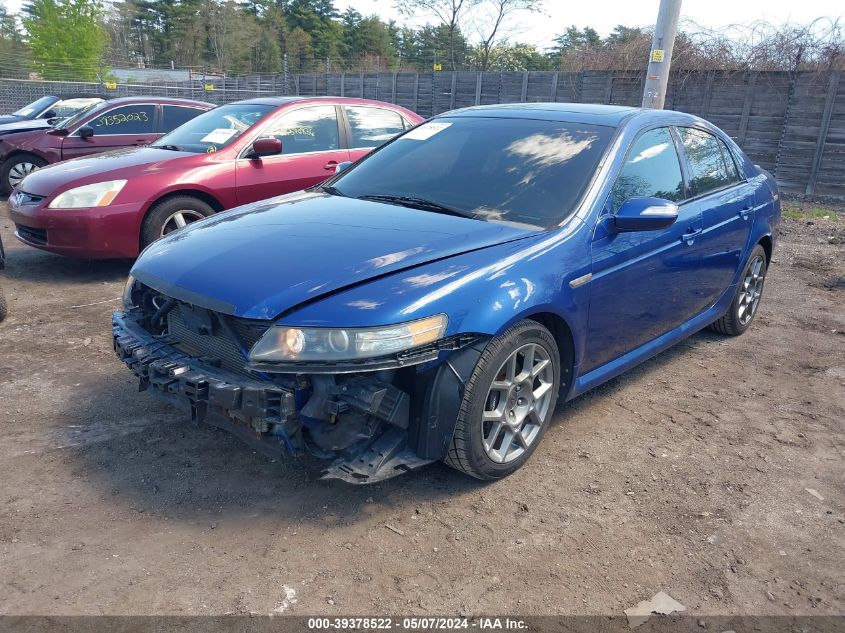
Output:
(19, 146), (195, 197)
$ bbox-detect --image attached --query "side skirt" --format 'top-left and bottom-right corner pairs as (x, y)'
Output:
(569, 284), (736, 399)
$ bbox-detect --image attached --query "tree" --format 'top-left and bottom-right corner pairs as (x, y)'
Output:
(0, 3), (28, 76)
(395, 0), (478, 70)
(23, 0), (108, 80)
(470, 41), (550, 70)
(475, 0), (543, 71)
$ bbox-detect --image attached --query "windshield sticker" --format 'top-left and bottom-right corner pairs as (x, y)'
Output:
(18, 108), (35, 116)
(201, 128), (238, 144)
(206, 145), (217, 153)
(400, 121), (452, 140)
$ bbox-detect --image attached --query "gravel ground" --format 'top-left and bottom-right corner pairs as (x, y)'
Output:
(0, 201), (843, 618)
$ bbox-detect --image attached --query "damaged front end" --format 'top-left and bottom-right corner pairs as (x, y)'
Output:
(113, 280), (485, 483)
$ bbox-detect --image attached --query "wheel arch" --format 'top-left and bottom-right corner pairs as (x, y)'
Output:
(757, 234), (773, 265)
(146, 188), (225, 214)
(2, 149), (49, 164)
(524, 312), (576, 397)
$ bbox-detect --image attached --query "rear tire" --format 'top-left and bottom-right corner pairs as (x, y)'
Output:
(140, 195), (215, 250)
(445, 320), (560, 480)
(1, 154), (47, 194)
(708, 244), (768, 336)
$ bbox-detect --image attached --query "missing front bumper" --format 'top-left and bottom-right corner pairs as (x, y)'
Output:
(112, 312), (433, 483)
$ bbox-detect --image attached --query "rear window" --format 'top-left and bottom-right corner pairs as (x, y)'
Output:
(333, 117), (614, 229)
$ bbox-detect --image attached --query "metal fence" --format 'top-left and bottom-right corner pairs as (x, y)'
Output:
(1, 70), (843, 197)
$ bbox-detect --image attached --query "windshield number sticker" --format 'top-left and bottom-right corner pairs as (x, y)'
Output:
(401, 121), (451, 141)
(96, 111), (148, 127)
(200, 128), (238, 144)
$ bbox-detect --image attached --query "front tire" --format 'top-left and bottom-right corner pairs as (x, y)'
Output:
(445, 320), (560, 480)
(708, 244), (768, 336)
(140, 195), (215, 250)
(1, 154), (47, 194)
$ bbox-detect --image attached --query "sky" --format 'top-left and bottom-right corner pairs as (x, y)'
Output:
(2, 0), (842, 49)
(333, 0), (844, 48)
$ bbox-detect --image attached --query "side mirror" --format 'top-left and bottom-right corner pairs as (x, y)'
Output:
(249, 137), (282, 159)
(78, 125), (95, 139)
(334, 161), (352, 174)
(613, 197), (678, 232)
(42, 109), (57, 119)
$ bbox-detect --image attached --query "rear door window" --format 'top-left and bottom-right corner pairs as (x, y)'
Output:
(345, 106), (405, 148)
(610, 127), (685, 212)
(678, 127), (735, 196)
(89, 104), (156, 135)
(161, 105), (204, 133)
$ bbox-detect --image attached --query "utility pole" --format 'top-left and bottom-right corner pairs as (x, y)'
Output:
(641, 0), (682, 109)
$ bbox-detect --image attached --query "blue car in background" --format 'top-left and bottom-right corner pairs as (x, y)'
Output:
(113, 103), (780, 483)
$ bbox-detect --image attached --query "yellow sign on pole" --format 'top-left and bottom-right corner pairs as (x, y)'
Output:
(204, 83), (215, 91)
(104, 81), (117, 90)
(433, 63), (442, 71)
(650, 49), (665, 63)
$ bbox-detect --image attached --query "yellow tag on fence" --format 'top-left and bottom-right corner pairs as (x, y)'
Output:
(104, 81), (117, 90)
(433, 63), (442, 71)
(204, 84), (215, 91)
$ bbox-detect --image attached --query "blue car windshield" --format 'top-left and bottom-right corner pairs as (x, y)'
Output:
(332, 116), (615, 229)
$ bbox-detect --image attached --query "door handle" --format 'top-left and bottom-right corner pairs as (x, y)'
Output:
(323, 160), (339, 171)
(739, 204), (754, 219)
(683, 227), (702, 244)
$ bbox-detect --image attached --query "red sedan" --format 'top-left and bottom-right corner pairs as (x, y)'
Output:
(9, 97), (422, 259)
(0, 96), (212, 193)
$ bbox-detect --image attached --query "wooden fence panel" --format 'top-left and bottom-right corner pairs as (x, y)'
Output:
(1, 70), (843, 196)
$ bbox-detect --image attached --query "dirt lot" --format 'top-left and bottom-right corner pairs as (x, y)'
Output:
(0, 200), (843, 619)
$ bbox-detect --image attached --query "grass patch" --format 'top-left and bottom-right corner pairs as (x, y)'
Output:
(782, 206), (838, 221)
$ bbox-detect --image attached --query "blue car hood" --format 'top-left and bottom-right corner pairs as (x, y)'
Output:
(132, 192), (543, 320)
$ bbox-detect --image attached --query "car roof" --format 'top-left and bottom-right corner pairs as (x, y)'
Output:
(443, 103), (639, 126)
(96, 96), (214, 107)
(228, 96), (408, 108)
(442, 102), (718, 131)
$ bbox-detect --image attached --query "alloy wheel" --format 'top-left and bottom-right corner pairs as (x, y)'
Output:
(482, 342), (555, 464)
(738, 254), (765, 325)
(8, 162), (39, 188)
(160, 210), (206, 236)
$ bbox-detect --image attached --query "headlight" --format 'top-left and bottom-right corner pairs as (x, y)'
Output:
(249, 314), (448, 363)
(122, 275), (136, 309)
(48, 179), (127, 209)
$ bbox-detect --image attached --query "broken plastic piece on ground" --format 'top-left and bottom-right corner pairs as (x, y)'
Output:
(805, 487), (824, 501)
(624, 591), (686, 628)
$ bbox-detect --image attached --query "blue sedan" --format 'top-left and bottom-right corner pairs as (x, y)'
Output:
(113, 103), (780, 483)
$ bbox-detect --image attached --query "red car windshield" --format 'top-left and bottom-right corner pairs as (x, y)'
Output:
(152, 103), (274, 153)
